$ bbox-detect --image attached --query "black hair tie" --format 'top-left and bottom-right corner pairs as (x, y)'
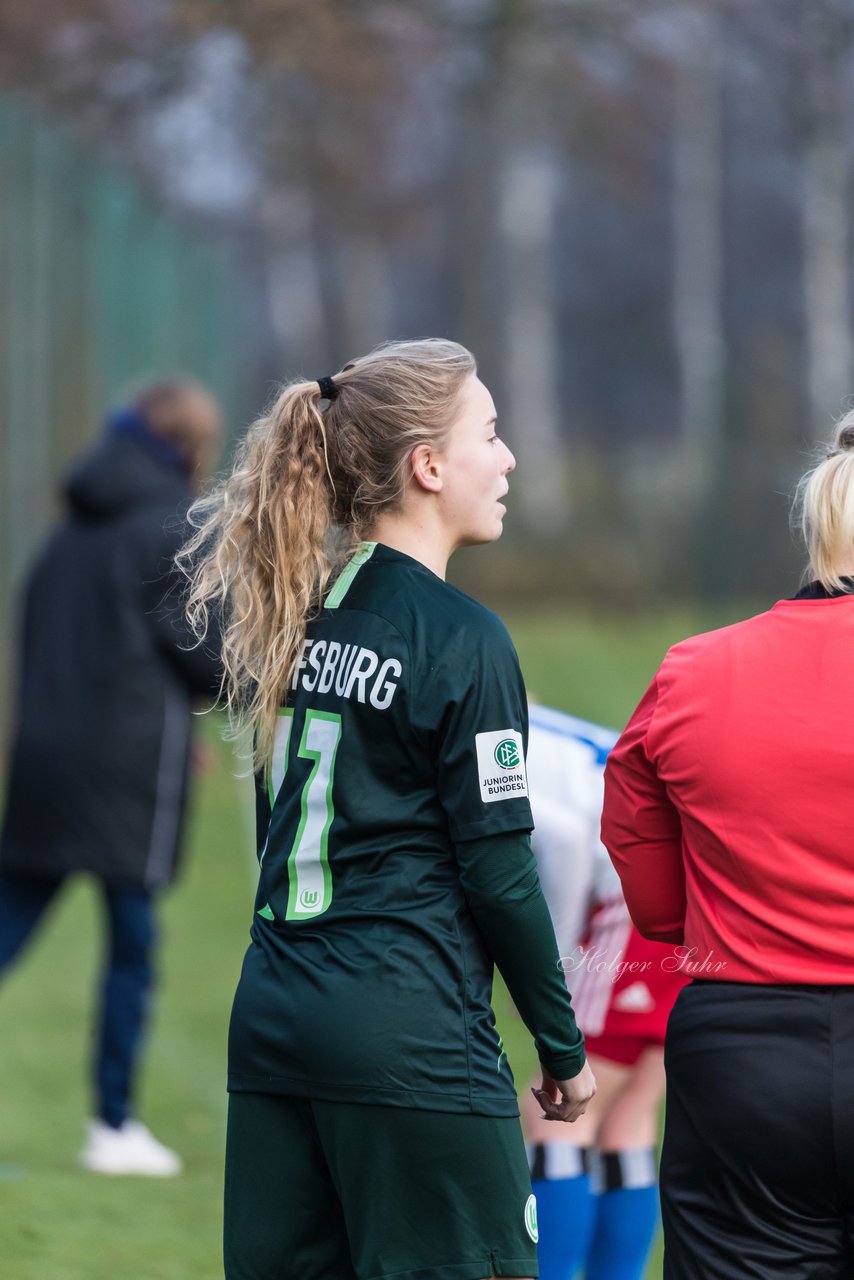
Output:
(317, 376), (339, 401)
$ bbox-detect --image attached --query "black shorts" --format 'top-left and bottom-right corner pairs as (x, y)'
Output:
(662, 981), (854, 1280)
(223, 1093), (539, 1280)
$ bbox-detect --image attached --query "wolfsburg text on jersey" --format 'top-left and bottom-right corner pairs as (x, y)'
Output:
(291, 639), (402, 709)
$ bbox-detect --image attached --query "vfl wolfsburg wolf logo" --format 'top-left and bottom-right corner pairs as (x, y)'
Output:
(494, 738), (521, 770)
(524, 1193), (539, 1243)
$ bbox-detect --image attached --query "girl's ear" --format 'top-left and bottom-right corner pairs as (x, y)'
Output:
(410, 442), (444, 494)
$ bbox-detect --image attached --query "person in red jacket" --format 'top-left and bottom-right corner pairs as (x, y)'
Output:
(601, 414), (854, 1279)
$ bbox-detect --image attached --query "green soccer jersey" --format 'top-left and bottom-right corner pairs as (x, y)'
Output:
(227, 542), (535, 1115)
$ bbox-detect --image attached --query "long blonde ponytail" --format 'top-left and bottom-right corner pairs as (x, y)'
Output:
(179, 381), (341, 771)
(178, 338), (476, 772)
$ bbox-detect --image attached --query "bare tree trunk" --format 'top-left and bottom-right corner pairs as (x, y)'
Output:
(336, 231), (392, 362)
(802, 52), (852, 436)
(263, 181), (327, 375)
(672, 3), (725, 498)
(444, 80), (503, 384)
(499, 145), (565, 532)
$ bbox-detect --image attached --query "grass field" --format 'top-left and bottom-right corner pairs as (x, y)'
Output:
(0, 602), (750, 1280)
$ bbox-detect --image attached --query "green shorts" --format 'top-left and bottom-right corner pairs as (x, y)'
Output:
(224, 1093), (539, 1280)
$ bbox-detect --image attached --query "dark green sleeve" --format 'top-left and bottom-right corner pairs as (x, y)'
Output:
(455, 830), (586, 1080)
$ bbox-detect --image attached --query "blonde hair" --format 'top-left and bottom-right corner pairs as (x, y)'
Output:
(178, 338), (476, 770)
(794, 411), (854, 592)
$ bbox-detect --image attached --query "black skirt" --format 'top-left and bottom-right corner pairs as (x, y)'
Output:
(662, 980), (854, 1280)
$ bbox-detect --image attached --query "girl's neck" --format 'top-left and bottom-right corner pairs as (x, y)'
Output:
(365, 512), (453, 580)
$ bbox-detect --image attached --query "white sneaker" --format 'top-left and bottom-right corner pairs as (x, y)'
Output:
(78, 1120), (182, 1177)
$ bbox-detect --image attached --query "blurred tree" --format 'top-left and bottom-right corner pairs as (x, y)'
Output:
(176, 0), (652, 531)
(670, 3), (724, 500)
(5, 0), (854, 601)
(0, 1), (189, 137)
(661, 1), (727, 598)
(177, 0), (428, 367)
(798, 0), (854, 437)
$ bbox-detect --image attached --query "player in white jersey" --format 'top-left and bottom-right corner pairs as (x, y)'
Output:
(523, 705), (686, 1280)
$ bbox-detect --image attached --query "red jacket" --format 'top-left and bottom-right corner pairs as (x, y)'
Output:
(601, 589), (854, 984)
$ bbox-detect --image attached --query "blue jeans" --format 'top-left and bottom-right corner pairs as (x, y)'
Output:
(0, 871), (157, 1128)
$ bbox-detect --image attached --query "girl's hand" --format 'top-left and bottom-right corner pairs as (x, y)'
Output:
(532, 1062), (597, 1123)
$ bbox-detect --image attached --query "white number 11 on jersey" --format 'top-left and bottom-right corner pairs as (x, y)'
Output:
(267, 708), (342, 922)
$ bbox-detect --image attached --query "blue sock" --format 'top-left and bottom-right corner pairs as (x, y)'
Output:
(530, 1145), (596, 1280)
(585, 1149), (660, 1280)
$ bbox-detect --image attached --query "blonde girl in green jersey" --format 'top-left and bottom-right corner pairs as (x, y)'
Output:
(181, 339), (595, 1280)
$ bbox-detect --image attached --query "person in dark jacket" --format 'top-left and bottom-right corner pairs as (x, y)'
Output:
(0, 379), (222, 1176)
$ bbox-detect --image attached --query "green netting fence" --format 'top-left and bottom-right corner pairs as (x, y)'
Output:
(0, 96), (261, 733)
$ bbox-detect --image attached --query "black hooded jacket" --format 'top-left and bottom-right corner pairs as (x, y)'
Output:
(0, 431), (221, 889)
